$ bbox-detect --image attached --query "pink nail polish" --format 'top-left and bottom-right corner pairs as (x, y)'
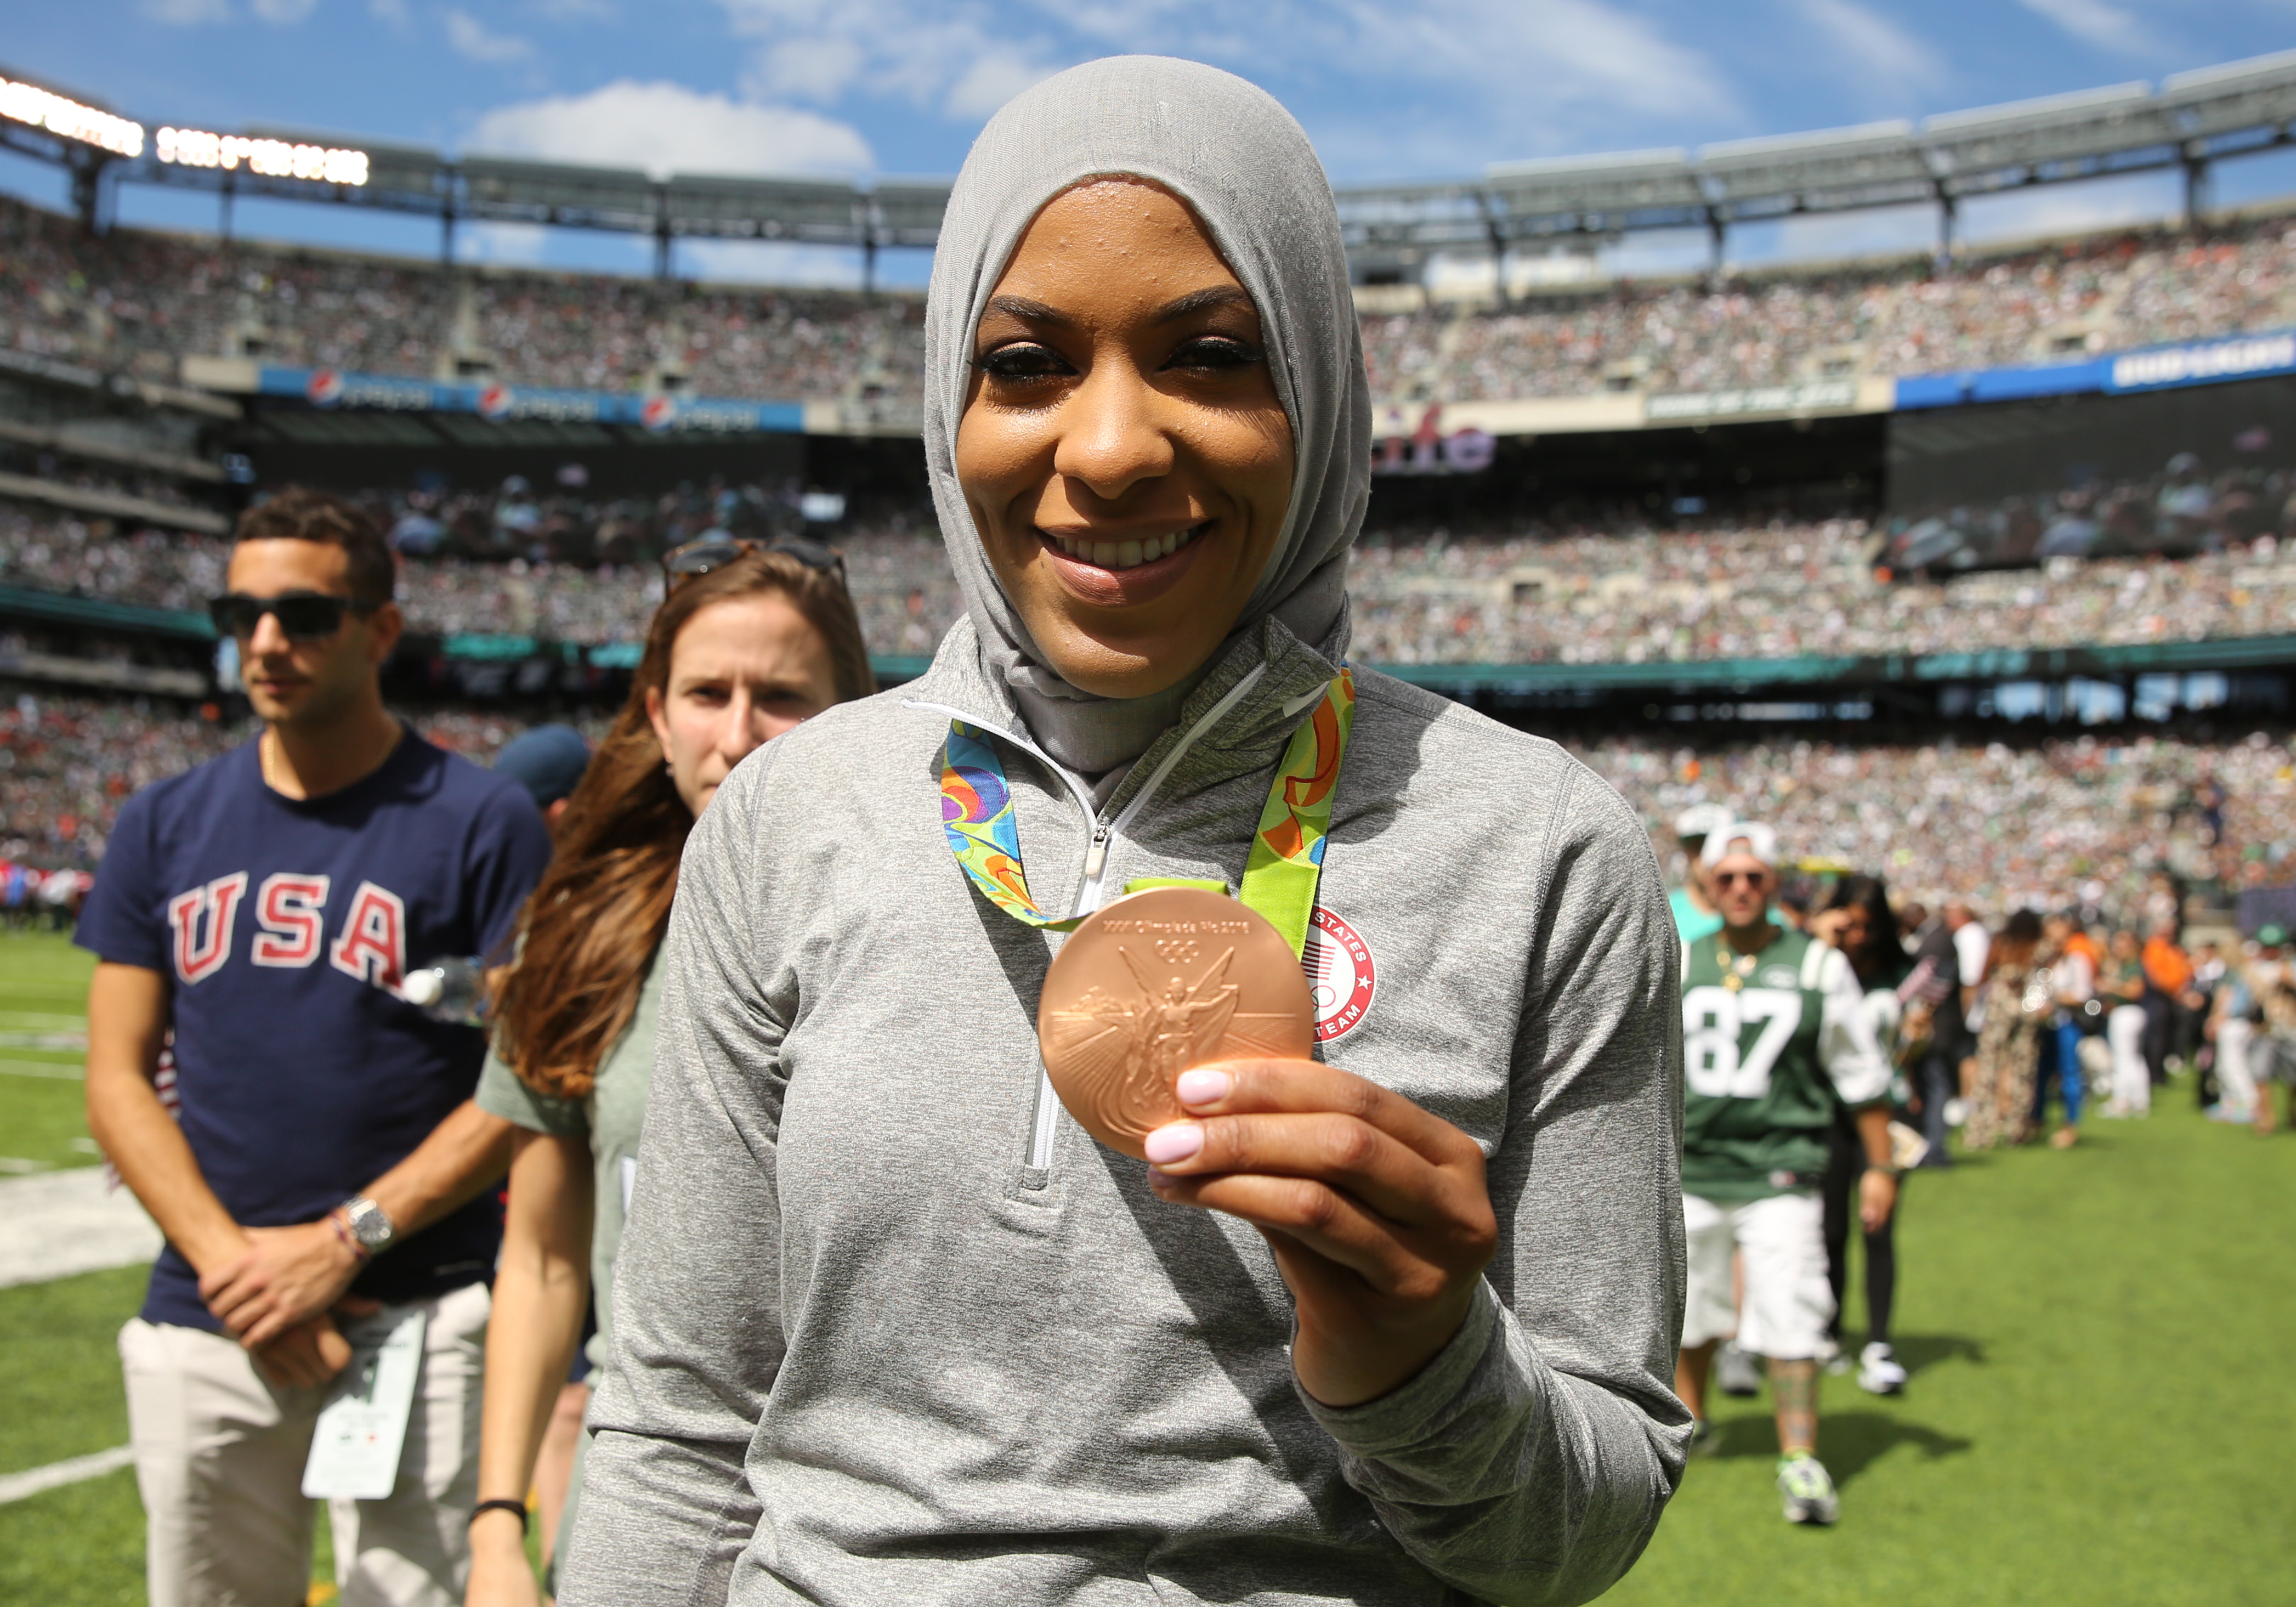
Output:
(1143, 1124), (1203, 1165)
(1175, 1068), (1231, 1106)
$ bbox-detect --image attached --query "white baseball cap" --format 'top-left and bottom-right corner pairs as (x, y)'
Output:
(1674, 803), (1734, 841)
(1700, 821), (1780, 869)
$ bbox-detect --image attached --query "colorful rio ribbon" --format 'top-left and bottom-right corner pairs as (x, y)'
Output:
(934, 669), (1356, 958)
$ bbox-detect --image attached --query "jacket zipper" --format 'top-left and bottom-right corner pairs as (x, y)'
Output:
(904, 665), (1270, 1170)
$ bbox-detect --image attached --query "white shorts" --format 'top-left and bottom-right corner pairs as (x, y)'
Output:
(1681, 1190), (1834, 1361)
(120, 1280), (489, 1607)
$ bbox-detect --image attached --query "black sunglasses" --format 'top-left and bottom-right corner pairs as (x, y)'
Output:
(661, 535), (846, 589)
(208, 591), (379, 642)
(1713, 869), (1772, 889)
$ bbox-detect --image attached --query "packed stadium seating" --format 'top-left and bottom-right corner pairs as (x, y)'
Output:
(0, 691), (615, 869)
(12, 485), (2296, 669)
(1364, 213), (2296, 402)
(1586, 729), (2288, 917)
(0, 195), (926, 404)
(4, 190), (2292, 407)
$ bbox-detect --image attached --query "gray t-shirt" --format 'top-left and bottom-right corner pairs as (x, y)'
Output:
(475, 949), (662, 1372)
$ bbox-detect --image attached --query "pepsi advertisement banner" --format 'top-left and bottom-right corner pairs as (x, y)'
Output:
(260, 366), (807, 434)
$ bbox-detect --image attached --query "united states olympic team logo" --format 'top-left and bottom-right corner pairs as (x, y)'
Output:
(1302, 907), (1375, 1043)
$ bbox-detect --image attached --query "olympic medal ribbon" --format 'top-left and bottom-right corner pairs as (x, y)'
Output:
(1239, 667), (1355, 959)
(934, 672), (1355, 952)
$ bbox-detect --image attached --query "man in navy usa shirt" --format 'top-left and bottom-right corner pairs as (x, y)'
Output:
(79, 489), (552, 1607)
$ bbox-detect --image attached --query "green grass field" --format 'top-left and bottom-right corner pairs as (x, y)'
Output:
(3, 929), (2289, 1603)
(0, 929), (103, 1174)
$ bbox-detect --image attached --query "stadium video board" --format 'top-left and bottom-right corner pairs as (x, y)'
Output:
(1881, 374), (2296, 573)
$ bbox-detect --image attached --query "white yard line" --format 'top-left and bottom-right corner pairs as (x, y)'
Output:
(0, 1167), (161, 1288)
(0, 1059), (84, 1079)
(0, 1446), (135, 1506)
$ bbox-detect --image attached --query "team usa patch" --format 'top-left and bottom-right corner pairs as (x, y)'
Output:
(1302, 907), (1375, 1043)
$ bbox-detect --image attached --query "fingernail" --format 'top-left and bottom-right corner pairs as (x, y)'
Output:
(1175, 1068), (1231, 1107)
(1143, 1123), (1203, 1165)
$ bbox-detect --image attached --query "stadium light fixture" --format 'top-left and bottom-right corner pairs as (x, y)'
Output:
(157, 127), (369, 186)
(0, 75), (144, 159)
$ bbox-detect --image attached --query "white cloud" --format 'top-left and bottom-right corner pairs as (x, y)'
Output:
(140, 0), (233, 22)
(1331, 0), (1736, 127)
(529, 0), (616, 19)
(715, 0), (1736, 155)
(446, 9), (535, 63)
(1792, 0), (1948, 98)
(2015, 0), (2164, 58)
(250, 0), (318, 20)
(944, 51), (1057, 120)
(468, 79), (874, 179)
(369, 0), (410, 24)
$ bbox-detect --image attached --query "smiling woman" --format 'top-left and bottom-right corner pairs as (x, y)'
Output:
(561, 55), (1687, 1607)
(957, 180), (1297, 699)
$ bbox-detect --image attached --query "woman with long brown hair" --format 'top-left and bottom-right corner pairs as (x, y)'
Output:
(463, 543), (871, 1607)
(1964, 909), (2049, 1151)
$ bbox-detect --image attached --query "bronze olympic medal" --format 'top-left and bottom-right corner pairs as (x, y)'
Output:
(1036, 885), (1316, 1159)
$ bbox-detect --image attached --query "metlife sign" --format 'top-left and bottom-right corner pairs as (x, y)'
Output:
(2105, 332), (2296, 394)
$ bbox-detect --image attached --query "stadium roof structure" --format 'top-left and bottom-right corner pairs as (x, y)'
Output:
(5, 50), (2296, 279)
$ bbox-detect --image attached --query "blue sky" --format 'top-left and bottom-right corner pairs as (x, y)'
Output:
(5, 0), (2296, 284)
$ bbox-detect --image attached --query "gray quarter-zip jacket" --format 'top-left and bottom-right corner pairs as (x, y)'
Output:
(560, 616), (1688, 1607)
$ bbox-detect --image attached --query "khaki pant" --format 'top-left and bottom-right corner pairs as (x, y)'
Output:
(120, 1281), (490, 1607)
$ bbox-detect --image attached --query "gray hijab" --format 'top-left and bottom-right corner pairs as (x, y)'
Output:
(922, 55), (1370, 776)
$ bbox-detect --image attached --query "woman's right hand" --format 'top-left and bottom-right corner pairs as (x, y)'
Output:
(463, 1510), (542, 1607)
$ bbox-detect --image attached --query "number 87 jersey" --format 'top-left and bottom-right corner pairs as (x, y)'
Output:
(1677, 927), (1894, 1203)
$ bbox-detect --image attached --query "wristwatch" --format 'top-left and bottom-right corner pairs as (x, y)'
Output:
(336, 1195), (397, 1254)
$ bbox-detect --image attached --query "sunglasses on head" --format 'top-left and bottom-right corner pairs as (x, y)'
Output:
(661, 535), (846, 589)
(208, 591), (379, 642)
(1713, 869), (1772, 889)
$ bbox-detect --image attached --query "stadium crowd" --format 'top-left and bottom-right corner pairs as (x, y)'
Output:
(17, 495), (2296, 666)
(1363, 212), (2296, 401)
(5, 189), (2293, 408)
(0, 195), (923, 403)
(1584, 731), (2284, 918)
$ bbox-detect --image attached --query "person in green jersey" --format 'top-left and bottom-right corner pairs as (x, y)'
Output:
(1675, 822), (1898, 1526)
(1668, 804), (1731, 942)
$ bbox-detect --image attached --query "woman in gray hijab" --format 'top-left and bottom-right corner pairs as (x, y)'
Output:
(561, 56), (1686, 1607)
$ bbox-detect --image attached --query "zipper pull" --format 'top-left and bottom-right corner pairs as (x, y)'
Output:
(1083, 826), (1109, 882)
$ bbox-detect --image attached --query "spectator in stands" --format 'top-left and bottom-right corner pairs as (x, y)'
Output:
(77, 489), (553, 1607)
(464, 544), (874, 1605)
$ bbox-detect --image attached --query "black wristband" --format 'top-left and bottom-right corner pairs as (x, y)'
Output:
(470, 1498), (529, 1532)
